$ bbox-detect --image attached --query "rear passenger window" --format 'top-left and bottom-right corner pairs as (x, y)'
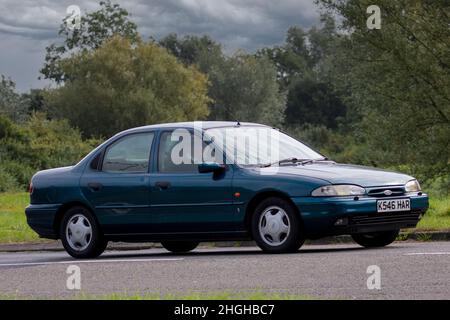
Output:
(102, 133), (154, 173)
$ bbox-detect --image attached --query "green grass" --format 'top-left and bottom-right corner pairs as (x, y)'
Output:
(0, 192), (41, 243)
(0, 192), (449, 244)
(79, 292), (319, 300)
(0, 291), (320, 300)
(416, 196), (450, 230)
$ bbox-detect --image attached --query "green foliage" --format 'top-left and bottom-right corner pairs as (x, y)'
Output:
(0, 169), (20, 193)
(41, 1), (139, 82)
(0, 76), (29, 123)
(258, 27), (311, 89)
(160, 34), (286, 127)
(285, 79), (346, 129)
(44, 36), (211, 138)
(207, 53), (286, 127)
(318, 0), (450, 182)
(258, 15), (347, 130)
(0, 161), (35, 189)
(0, 113), (98, 190)
(159, 34), (224, 72)
(21, 89), (45, 114)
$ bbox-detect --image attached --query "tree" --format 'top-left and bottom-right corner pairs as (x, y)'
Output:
(44, 36), (210, 138)
(159, 34), (224, 72)
(159, 34), (285, 126)
(285, 79), (346, 129)
(257, 27), (311, 89)
(41, 1), (139, 83)
(0, 76), (29, 122)
(207, 53), (286, 127)
(22, 89), (45, 114)
(258, 15), (347, 129)
(318, 0), (450, 180)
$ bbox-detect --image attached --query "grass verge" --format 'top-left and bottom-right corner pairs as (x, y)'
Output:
(0, 192), (40, 243)
(416, 196), (450, 230)
(0, 291), (320, 300)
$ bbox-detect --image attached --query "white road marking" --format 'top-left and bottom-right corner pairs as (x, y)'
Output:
(404, 252), (450, 256)
(0, 258), (183, 267)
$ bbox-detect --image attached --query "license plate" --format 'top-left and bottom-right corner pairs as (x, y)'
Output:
(377, 198), (411, 213)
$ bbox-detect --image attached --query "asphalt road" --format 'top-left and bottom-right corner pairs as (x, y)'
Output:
(0, 242), (449, 299)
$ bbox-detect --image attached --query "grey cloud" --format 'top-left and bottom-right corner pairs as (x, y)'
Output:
(133, 0), (319, 51)
(0, 0), (320, 91)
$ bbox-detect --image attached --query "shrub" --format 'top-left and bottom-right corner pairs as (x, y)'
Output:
(0, 113), (98, 191)
(0, 168), (19, 192)
(1, 161), (36, 190)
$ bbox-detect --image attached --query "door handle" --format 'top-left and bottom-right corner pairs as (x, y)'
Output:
(87, 182), (103, 192)
(155, 181), (171, 190)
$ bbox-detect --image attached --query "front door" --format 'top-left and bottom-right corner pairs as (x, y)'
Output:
(149, 130), (236, 233)
(80, 132), (155, 235)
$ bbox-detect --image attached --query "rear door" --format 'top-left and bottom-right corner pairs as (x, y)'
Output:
(80, 132), (155, 235)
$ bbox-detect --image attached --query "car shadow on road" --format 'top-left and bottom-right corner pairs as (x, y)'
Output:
(98, 245), (383, 260)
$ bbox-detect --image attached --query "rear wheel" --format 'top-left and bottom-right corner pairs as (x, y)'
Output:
(251, 197), (304, 253)
(60, 206), (107, 259)
(352, 229), (400, 248)
(161, 241), (199, 253)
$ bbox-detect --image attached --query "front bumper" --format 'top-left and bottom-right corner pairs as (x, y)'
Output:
(25, 204), (61, 239)
(292, 193), (429, 237)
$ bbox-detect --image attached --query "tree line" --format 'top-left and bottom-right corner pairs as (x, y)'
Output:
(0, 0), (448, 194)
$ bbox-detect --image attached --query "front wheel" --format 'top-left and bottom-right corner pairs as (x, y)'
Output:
(60, 206), (107, 259)
(251, 197), (304, 253)
(161, 241), (199, 253)
(352, 229), (400, 248)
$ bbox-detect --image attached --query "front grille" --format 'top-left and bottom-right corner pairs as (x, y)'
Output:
(367, 186), (405, 197)
(350, 210), (422, 226)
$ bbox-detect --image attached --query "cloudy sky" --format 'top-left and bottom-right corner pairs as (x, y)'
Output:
(0, 0), (320, 92)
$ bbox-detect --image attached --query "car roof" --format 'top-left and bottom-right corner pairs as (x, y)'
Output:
(120, 121), (269, 134)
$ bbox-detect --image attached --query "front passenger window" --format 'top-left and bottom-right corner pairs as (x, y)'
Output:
(102, 133), (154, 173)
(158, 131), (198, 173)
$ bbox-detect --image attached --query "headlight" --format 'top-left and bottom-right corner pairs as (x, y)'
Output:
(311, 184), (366, 197)
(405, 179), (421, 192)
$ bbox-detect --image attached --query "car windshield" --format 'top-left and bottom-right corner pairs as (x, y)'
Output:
(204, 126), (324, 166)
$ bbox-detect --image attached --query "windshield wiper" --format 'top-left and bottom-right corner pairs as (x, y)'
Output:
(261, 158), (303, 168)
(298, 158), (329, 165)
(261, 157), (329, 168)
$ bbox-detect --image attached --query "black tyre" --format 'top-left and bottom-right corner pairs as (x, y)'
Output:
(161, 241), (199, 253)
(352, 229), (400, 248)
(251, 197), (304, 253)
(60, 206), (107, 259)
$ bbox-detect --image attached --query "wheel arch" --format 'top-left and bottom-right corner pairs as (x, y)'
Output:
(244, 190), (302, 232)
(53, 201), (99, 238)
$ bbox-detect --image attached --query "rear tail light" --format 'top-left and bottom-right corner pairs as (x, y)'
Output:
(28, 182), (34, 194)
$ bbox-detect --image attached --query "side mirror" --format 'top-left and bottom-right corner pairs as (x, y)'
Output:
(198, 162), (226, 174)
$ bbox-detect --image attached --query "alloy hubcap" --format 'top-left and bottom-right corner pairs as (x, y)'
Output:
(66, 214), (92, 251)
(259, 206), (290, 246)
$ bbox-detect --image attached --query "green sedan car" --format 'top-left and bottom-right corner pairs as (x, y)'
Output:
(26, 122), (429, 258)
